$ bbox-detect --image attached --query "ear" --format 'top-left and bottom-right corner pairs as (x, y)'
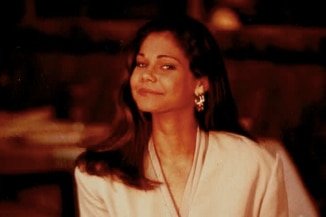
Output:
(195, 77), (209, 95)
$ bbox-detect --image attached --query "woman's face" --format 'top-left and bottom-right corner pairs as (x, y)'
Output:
(130, 31), (200, 114)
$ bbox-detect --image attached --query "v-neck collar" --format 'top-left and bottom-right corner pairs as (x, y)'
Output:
(148, 128), (208, 217)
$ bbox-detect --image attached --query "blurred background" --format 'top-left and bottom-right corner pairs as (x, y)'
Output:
(0, 0), (325, 216)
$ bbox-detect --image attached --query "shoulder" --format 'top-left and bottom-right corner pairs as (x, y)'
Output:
(74, 166), (136, 192)
(207, 131), (278, 171)
(74, 166), (118, 197)
(75, 166), (108, 190)
(208, 130), (261, 152)
(75, 166), (124, 203)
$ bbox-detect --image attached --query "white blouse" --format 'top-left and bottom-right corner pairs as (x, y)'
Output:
(75, 130), (289, 217)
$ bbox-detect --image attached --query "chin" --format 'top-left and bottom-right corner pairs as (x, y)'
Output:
(138, 105), (172, 114)
(138, 107), (160, 113)
(134, 99), (163, 111)
(136, 104), (160, 113)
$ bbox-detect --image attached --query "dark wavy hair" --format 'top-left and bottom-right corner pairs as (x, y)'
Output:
(75, 15), (251, 190)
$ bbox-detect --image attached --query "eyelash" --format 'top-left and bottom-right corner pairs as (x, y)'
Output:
(161, 65), (175, 70)
(135, 61), (175, 70)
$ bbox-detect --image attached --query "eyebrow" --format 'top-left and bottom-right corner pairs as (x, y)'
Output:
(137, 53), (181, 63)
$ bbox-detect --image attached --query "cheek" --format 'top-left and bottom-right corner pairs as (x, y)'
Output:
(129, 73), (139, 102)
(165, 77), (194, 99)
(172, 74), (195, 91)
(129, 71), (138, 89)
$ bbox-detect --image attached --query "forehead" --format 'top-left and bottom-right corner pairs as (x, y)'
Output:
(139, 31), (185, 56)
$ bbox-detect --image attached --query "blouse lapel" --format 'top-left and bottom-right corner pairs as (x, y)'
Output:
(148, 139), (180, 217)
(147, 128), (209, 217)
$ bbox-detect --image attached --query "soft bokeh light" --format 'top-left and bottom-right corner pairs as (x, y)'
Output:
(209, 7), (242, 31)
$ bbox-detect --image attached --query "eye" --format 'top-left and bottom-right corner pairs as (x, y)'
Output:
(161, 64), (176, 70)
(136, 61), (147, 68)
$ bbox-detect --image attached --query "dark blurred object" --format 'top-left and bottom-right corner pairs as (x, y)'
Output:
(254, 0), (326, 26)
(13, 27), (121, 54)
(35, 0), (82, 18)
(86, 0), (158, 19)
(86, 0), (187, 19)
(0, 171), (76, 217)
(52, 82), (72, 119)
(34, 0), (187, 20)
(0, 25), (121, 117)
(0, 32), (52, 111)
(0, 1), (24, 26)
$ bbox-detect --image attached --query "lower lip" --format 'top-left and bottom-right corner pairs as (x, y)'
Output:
(138, 89), (162, 96)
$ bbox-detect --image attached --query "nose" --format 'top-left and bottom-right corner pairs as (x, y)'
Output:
(141, 68), (157, 82)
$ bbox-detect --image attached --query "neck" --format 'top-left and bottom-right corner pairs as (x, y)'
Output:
(151, 110), (198, 159)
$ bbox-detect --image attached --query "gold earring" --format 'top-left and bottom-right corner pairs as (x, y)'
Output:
(194, 93), (205, 112)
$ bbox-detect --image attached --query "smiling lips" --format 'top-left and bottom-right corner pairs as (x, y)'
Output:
(138, 88), (164, 96)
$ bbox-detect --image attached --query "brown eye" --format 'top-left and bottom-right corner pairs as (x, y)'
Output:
(136, 62), (147, 68)
(161, 64), (175, 70)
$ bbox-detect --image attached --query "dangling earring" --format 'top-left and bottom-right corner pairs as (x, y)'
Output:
(194, 93), (205, 112)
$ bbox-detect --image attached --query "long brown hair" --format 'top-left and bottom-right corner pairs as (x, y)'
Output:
(75, 15), (251, 190)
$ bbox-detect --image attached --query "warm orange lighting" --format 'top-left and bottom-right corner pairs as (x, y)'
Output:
(209, 7), (242, 31)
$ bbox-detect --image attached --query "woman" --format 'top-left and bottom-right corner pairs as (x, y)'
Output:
(75, 15), (289, 217)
